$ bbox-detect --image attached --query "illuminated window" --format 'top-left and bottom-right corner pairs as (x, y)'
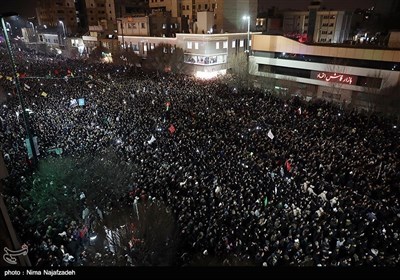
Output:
(216, 42), (220, 49)
(223, 41), (228, 48)
(240, 40), (244, 47)
(187, 41), (192, 49)
(232, 40), (236, 48)
(195, 42), (199, 49)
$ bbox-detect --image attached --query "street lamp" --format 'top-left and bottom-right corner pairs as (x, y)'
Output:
(1, 12), (38, 165)
(243, 15), (250, 53)
(116, 18), (125, 50)
(29, 21), (35, 36)
(59, 20), (66, 38)
(5, 21), (12, 36)
(59, 20), (66, 47)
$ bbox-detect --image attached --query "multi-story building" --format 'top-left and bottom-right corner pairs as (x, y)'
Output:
(114, 0), (150, 16)
(83, 0), (117, 30)
(283, 9), (352, 43)
(36, 0), (78, 35)
(149, 0), (257, 34)
(249, 34), (400, 108)
(109, 31), (259, 77)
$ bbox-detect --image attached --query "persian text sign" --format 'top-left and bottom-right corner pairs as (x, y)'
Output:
(311, 71), (357, 85)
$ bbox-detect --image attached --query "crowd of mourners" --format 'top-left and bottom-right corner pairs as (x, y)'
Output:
(0, 46), (399, 267)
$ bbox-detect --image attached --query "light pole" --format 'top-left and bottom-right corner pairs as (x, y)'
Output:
(117, 18), (125, 50)
(59, 20), (66, 46)
(5, 21), (12, 36)
(29, 21), (35, 35)
(1, 12), (38, 166)
(242, 15), (250, 53)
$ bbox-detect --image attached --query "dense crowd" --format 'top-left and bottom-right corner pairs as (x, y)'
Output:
(0, 46), (399, 267)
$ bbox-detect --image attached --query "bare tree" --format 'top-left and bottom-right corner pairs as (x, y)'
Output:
(94, 200), (179, 266)
(24, 149), (133, 223)
(143, 44), (186, 74)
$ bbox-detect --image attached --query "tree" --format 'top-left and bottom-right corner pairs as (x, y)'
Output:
(143, 43), (186, 74)
(88, 45), (111, 63)
(226, 52), (250, 91)
(90, 199), (179, 266)
(24, 149), (133, 223)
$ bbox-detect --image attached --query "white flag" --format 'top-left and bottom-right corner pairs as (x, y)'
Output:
(147, 135), (156, 145)
(267, 129), (274, 140)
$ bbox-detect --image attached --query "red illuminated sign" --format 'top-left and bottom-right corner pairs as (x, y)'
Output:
(315, 72), (355, 85)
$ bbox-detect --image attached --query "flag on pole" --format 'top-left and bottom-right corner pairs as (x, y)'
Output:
(24, 84), (30, 91)
(267, 129), (274, 140)
(168, 124), (176, 134)
(147, 135), (156, 145)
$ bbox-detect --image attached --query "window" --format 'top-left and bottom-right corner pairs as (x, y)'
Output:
(128, 23), (137, 29)
(205, 4), (208, 9)
(198, 4), (201, 10)
(240, 40), (244, 47)
(162, 23), (166, 29)
(195, 42), (199, 49)
(223, 41), (228, 48)
(182, 5), (185, 10)
(141, 22), (146, 28)
(232, 40), (236, 48)
(187, 5), (189, 10)
(212, 4), (216, 10)
(216, 42), (220, 49)
(187, 41), (192, 49)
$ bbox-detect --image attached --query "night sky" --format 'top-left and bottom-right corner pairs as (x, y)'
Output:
(259, 0), (376, 11)
(0, 0), (38, 19)
(0, 0), (381, 20)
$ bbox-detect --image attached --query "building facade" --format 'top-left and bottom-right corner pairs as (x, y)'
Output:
(112, 32), (257, 77)
(283, 10), (352, 43)
(250, 35), (400, 108)
(36, 0), (78, 35)
(149, 0), (257, 34)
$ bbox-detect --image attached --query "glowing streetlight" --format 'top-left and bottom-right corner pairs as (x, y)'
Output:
(29, 21), (35, 36)
(59, 20), (66, 38)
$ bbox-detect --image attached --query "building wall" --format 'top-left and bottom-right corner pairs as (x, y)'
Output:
(118, 32), (256, 75)
(36, 0), (78, 35)
(223, 0), (257, 33)
(283, 10), (353, 43)
(117, 16), (150, 37)
(197, 11), (214, 34)
(250, 35), (400, 103)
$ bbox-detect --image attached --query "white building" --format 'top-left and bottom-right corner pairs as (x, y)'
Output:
(117, 32), (260, 77)
(250, 35), (400, 107)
